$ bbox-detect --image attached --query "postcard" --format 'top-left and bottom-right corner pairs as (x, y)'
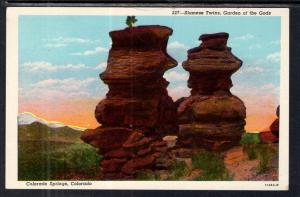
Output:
(6, 7), (289, 190)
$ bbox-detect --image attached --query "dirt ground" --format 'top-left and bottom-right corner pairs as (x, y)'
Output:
(223, 144), (278, 181)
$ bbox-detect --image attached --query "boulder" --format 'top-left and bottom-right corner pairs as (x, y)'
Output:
(104, 148), (135, 159)
(101, 158), (127, 173)
(121, 154), (156, 175)
(270, 119), (279, 138)
(260, 131), (278, 143)
(80, 127), (134, 152)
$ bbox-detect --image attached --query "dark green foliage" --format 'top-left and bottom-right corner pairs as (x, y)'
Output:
(168, 160), (188, 180)
(240, 133), (261, 145)
(18, 123), (101, 180)
(192, 150), (232, 181)
(18, 141), (101, 180)
(126, 16), (137, 27)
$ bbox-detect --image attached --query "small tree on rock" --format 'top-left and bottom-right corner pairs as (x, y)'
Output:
(126, 16), (138, 27)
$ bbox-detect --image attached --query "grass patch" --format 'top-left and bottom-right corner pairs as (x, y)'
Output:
(136, 171), (160, 180)
(256, 144), (277, 174)
(240, 133), (277, 174)
(168, 160), (189, 180)
(192, 150), (232, 181)
(18, 141), (102, 180)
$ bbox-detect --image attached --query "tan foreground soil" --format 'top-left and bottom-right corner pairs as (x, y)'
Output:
(223, 144), (278, 181)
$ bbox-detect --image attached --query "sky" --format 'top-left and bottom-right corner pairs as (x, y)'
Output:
(18, 15), (281, 131)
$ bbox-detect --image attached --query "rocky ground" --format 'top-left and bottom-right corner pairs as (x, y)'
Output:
(223, 144), (278, 181)
(55, 143), (278, 181)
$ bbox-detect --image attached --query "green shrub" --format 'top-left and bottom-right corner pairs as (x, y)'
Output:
(18, 142), (101, 180)
(192, 150), (231, 181)
(62, 143), (102, 171)
(126, 16), (137, 27)
(240, 133), (260, 145)
(240, 133), (261, 160)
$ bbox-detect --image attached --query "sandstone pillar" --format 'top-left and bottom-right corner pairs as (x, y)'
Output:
(178, 32), (246, 151)
(81, 25), (178, 179)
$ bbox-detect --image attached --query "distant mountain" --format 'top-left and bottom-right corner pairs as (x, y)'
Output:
(18, 121), (83, 143)
(18, 112), (86, 131)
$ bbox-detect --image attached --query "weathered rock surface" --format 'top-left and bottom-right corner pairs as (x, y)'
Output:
(260, 131), (278, 143)
(178, 32), (246, 151)
(95, 25), (178, 135)
(80, 127), (135, 152)
(81, 25), (179, 179)
(260, 105), (279, 143)
(270, 106), (280, 138)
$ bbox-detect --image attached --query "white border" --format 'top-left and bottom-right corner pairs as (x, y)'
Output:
(6, 7), (289, 190)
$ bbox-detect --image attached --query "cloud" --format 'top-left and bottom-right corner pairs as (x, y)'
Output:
(44, 37), (100, 44)
(31, 77), (97, 91)
(231, 83), (279, 131)
(52, 37), (92, 44)
(94, 62), (107, 70)
(167, 86), (190, 100)
(70, 47), (108, 56)
(248, 44), (262, 50)
(260, 83), (279, 94)
(266, 52), (280, 63)
(232, 83), (279, 104)
(168, 41), (188, 50)
(43, 37), (101, 48)
(164, 70), (188, 82)
(21, 61), (86, 72)
(44, 43), (67, 48)
(167, 41), (189, 62)
(240, 66), (265, 74)
(20, 77), (99, 105)
(233, 34), (254, 41)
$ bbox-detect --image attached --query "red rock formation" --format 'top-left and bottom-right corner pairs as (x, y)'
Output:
(260, 131), (278, 144)
(178, 32), (246, 151)
(260, 106), (279, 143)
(271, 106), (280, 138)
(81, 25), (178, 179)
(96, 25), (178, 135)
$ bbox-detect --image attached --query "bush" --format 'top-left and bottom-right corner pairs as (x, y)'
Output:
(62, 143), (102, 171)
(240, 133), (261, 160)
(192, 150), (231, 181)
(240, 133), (260, 145)
(126, 16), (137, 27)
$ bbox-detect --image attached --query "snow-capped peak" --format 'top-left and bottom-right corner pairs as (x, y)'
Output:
(18, 112), (47, 125)
(18, 112), (86, 131)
